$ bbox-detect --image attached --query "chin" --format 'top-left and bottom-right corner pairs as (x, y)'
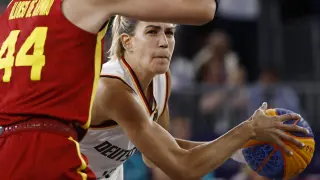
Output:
(153, 65), (169, 75)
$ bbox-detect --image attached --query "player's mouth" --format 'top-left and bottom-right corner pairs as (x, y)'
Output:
(154, 54), (170, 60)
(155, 56), (168, 59)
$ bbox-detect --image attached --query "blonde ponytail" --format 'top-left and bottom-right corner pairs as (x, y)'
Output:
(108, 16), (138, 60)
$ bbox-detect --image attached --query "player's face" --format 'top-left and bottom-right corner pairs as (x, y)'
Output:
(130, 22), (175, 74)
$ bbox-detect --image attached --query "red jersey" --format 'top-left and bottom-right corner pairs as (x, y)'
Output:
(0, 0), (108, 128)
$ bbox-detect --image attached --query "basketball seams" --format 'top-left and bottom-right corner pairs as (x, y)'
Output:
(285, 132), (314, 140)
(284, 138), (315, 164)
(277, 147), (288, 180)
(242, 142), (267, 148)
(256, 147), (277, 173)
(277, 143), (308, 180)
(245, 108), (314, 179)
(284, 142), (308, 165)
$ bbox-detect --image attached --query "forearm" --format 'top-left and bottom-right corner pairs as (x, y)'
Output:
(184, 122), (252, 179)
(176, 138), (247, 164)
(175, 138), (206, 150)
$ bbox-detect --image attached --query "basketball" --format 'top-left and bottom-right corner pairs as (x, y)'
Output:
(242, 108), (315, 179)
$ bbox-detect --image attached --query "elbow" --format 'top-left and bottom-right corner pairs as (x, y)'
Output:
(184, 172), (202, 180)
(193, 1), (216, 25)
(203, 1), (217, 23)
(164, 150), (204, 180)
(178, 164), (218, 180)
(180, 170), (203, 180)
(174, 168), (201, 180)
(174, 156), (203, 180)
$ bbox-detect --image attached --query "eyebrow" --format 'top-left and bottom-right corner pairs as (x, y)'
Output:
(145, 25), (176, 31)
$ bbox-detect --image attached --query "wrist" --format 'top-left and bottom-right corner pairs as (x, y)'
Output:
(238, 120), (256, 140)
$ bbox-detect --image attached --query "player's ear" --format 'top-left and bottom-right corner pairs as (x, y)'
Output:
(121, 33), (132, 52)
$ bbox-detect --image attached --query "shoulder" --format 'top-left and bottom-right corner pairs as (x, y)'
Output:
(97, 77), (134, 102)
(95, 77), (135, 115)
(91, 76), (135, 124)
(96, 75), (138, 112)
(96, 77), (152, 130)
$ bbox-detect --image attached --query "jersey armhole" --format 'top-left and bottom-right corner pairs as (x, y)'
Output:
(94, 74), (135, 129)
(100, 74), (135, 93)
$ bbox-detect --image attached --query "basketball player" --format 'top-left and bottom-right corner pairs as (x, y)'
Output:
(80, 16), (308, 180)
(0, 0), (219, 179)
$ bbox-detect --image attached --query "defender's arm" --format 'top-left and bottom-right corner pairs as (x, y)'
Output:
(107, 0), (217, 25)
(63, 0), (217, 33)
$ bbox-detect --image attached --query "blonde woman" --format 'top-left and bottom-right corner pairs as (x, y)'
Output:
(80, 16), (307, 180)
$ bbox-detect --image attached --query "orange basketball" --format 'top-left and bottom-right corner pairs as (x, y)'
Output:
(242, 108), (315, 179)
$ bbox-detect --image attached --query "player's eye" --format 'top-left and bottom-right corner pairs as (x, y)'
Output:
(165, 31), (174, 36)
(147, 30), (158, 35)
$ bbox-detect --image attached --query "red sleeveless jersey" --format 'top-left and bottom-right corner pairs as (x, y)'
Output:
(0, 0), (108, 128)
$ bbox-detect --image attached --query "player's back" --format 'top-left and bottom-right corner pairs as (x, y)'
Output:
(0, 0), (107, 128)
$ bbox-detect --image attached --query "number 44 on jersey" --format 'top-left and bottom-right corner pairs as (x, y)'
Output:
(0, 27), (47, 82)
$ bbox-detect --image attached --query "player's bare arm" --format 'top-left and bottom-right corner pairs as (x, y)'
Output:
(147, 73), (274, 166)
(156, 73), (308, 153)
(62, 0), (217, 33)
(141, 102), (205, 168)
(107, 0), (216, 24)
(153, 95), (248, 165)
(156, 71), (204, 150)
(157, 105), (204, 150)
(93, 77), (308, 180)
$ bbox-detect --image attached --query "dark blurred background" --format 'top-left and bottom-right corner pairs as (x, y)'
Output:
(1, 0), (319, 179)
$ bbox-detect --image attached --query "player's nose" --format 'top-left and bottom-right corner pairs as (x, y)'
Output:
(158, 33), (169, 48)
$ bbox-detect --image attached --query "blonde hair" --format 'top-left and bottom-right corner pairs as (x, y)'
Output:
(108, 16), (138, 59)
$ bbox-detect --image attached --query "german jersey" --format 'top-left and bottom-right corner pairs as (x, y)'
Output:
(80, 58), (169, 179)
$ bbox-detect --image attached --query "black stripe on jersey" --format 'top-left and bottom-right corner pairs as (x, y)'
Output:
(100, 74), (135, 92)
(91, 74), (135, 129)
(120, 57), (156, 115)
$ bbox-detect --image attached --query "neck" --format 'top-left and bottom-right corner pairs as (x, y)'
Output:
(123, 55), (154, 93)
